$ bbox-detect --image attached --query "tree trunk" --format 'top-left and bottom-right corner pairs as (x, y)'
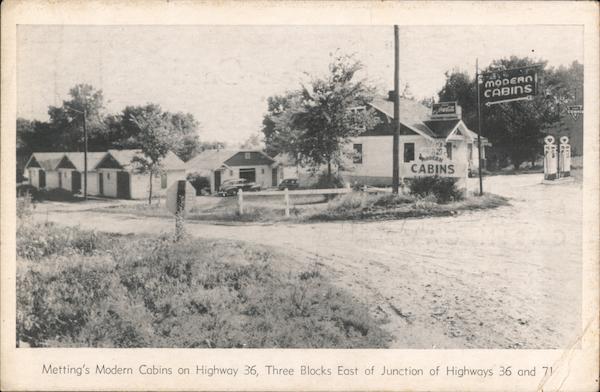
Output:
(148, 171), (153, 205)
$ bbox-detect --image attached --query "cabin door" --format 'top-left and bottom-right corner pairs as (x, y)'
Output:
(98, 172), (104, 195)
(214, 170), (221, 192)
(39, 170), (46, 188)
(72, 171), (82, 194)
(116, 171), (131, 199)
(272, 168), (278, 186)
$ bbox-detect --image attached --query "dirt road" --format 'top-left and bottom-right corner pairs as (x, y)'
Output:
(32, 174), (582, 349)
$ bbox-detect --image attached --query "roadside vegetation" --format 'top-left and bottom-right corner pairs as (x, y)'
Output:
(94, 176), (509, 223)
(16, 197), (391, 348)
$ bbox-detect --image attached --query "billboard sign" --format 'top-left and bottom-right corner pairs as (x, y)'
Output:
(432, 102), (458, 118)
(480, 66), (538, 105)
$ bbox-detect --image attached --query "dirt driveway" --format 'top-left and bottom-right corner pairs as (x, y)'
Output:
(31, 173), (582, 349)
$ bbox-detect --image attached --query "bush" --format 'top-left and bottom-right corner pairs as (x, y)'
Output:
(314, 173), (346, 189)
(187, 172), (210, 195)
(406, 176), (463, 203)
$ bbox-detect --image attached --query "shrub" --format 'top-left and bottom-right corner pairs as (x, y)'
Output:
(314, 173), (346, 189)
(406, 176), (463, 203)
(187, 172), (210, 195)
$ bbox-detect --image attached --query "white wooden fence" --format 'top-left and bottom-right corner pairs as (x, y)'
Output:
(237, 185), (393, 216)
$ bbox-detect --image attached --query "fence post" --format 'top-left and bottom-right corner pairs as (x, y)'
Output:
(284, 187), (290, 217)
(238, 188), (244, 215)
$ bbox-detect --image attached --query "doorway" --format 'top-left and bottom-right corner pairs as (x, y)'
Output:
(72, 171), (82, 194)
(214, 170), (221, 192)
(39, 170), (46, 188)
(98, 172), (104, 195)
(239, 168), (256, 182)
(116, 171), (131, 199)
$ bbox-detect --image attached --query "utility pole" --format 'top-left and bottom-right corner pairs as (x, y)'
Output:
(475, 58), (484, 196)
(83, 106), (88, 199)
(392, 25), (400, 194)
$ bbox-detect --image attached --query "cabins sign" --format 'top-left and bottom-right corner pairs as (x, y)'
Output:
(400, 141), (467, 179)
(480, 66), (538, 105)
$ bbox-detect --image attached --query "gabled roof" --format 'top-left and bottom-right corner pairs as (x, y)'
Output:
(185, 149), (275, 172)
(185, 149), (238, 173)
(364, 97), (435, 139)
(423, 119), (461, 139)
(62, 152), (107, 171)
(24, 153), (66, 171)
(96, 149), (186, 171)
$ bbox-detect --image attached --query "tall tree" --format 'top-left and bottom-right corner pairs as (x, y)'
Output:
(128, 104), (181, 204)
(265, 54), (379, 181)
(240, 133), (263, 150)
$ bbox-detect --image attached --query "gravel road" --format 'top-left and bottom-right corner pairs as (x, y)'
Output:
(31, 173), (582, 349)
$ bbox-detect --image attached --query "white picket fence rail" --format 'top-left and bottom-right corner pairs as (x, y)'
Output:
(237, 185), (393, 216)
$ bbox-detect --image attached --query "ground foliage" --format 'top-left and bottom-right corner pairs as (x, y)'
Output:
(16, 215), (391, 348)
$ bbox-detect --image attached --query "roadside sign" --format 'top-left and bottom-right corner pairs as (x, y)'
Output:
(480, 66), (539, 106)
(431, 102), (460, 118)
(400, 158), (467, 179)
(166, 180), (196, 216)
(566, 105), (583, 120)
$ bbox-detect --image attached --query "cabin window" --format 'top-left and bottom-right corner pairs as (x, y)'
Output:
(107, 172), (111, 180)
(245, 152), (251, 159)
(353, 144), (363, 164)
(468, 143), (473, 160)
(261, 168), (265, 174)
(446, 142), (453, 160)
(161, 173), (167, 189)
(403, 143), (415, 162)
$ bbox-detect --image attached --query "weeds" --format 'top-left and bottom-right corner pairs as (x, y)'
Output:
(16, 219), (391, 348)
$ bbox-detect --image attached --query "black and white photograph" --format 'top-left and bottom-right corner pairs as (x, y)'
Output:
(2, 1), (598, 391)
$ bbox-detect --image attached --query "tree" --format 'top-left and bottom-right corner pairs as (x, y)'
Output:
(264, 54), (379, 181)
(128, 104), (180, 204)
(240, 133), (263, 150)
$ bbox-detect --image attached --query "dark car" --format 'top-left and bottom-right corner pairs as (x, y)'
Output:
(278, 178), (299, 190)
(218, 178), (261, 196)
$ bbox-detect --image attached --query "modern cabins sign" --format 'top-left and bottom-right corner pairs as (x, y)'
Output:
(480, 66), (538, 105)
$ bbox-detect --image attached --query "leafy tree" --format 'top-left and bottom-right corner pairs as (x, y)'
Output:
(127, 104), (181, 204)
(264, 54), (379, 181)
(240, 133), (263, 150)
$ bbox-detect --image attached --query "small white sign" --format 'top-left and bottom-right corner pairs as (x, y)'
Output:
(400, 159), (467, 178)
(166, 180), (196, 216)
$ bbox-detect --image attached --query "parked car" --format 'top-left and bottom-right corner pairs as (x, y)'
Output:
(278, 178), (299, 190)
(218, 178), (260, 196)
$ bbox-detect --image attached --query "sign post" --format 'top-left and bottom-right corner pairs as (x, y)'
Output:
(166, 180), (196, 240)
(475, 59), (484, 196)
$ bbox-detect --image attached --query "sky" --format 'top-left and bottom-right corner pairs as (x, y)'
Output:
(17, 25), (583, 145)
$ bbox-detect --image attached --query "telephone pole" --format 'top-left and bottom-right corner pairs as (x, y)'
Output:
(392, 25), (400, 194)
(83, 107), (88, 199)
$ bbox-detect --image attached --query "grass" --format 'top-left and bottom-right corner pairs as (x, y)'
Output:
(92, 190), (508, 224)
(304, 192), (510, 221)
(16, 215), (391, 348)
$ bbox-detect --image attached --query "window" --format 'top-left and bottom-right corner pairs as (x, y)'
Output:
(107, 172), (111, 180)
(161, 173), (167, 189)
(446, 142), (453, 160)
(468, 143), (473, 160)
(403, 143), (415, 162)
(261, 168), (265, 174)
(245, 152), (251, 159)
(353, 144), (363, 164)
